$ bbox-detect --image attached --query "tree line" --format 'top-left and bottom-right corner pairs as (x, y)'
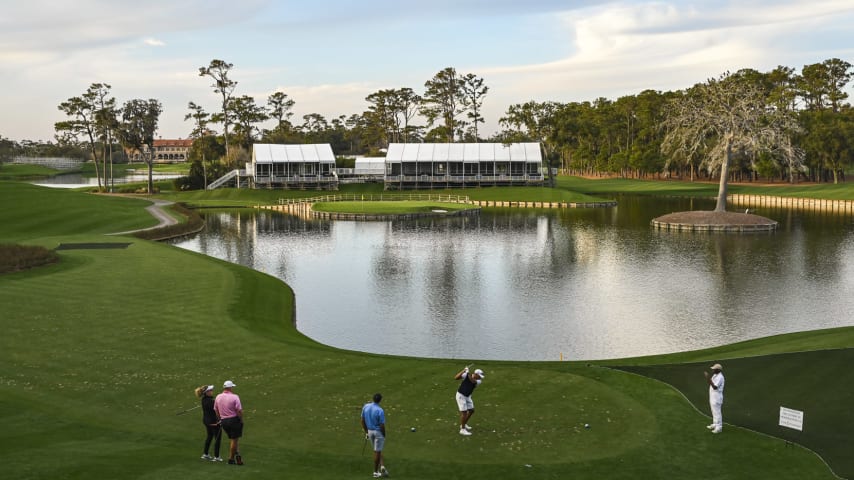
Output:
(1, 57), (851, 190)
(185, 57), (854, 188)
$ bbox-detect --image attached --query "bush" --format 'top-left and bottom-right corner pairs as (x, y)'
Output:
(0, 243), (59, 274)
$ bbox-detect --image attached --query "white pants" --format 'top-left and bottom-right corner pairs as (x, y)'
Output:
(710, 398), (723, 429)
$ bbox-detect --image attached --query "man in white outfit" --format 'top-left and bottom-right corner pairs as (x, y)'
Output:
(704, 363), (725, 433)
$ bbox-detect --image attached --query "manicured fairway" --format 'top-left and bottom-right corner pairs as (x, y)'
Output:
(0, 182), (849, 479)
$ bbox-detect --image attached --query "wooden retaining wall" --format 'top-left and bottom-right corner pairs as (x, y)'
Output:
(311, 209), (481, 221)
(650, 220), (777, 232)
(728, 194), (854, 215)
(257, 203), (481, 221)
(467, 200), (617, 208)
(259, 203), (314, 220)
(258, 196), (617, 220)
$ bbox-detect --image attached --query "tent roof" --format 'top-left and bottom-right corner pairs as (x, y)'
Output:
(385, 143), (541, 163)
(253, 144), (335, 163)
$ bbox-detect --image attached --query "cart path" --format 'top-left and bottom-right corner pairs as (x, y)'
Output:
(109, 198), (178, 236)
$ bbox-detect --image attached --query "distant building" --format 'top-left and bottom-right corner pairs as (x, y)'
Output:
(152, 139), (193, 163)
(251, 143), (338, 189)
(384, 142), (543, 190)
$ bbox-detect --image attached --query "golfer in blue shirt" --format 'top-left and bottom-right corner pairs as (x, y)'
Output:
(360, 393), (389, 478)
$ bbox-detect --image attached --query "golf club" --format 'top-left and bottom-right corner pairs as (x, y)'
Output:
(175, 405), (201, 416)
(361, 433), (368, 456)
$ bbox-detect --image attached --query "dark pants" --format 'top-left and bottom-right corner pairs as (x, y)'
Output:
(204, 424), (222, 457)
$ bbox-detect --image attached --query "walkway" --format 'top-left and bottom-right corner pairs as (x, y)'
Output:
(109, 198), (178, 236)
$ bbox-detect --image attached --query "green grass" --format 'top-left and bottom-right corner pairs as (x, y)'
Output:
(312, 200), (477, 214)
(1, 180), (851, 479)
(149, 163), (191, 174)
(156, 174), (854, 210)
(157, 183), (610, 208)
(558, 176), (854, 200)
(0, 163), (63, 179)
(615, 349), (854, 478)
(0, 183), (158, 243)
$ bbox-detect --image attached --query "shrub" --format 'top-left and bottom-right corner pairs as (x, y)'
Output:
(0, 243), (59, 274)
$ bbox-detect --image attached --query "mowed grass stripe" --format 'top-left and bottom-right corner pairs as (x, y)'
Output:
(0, 183), (157, 242)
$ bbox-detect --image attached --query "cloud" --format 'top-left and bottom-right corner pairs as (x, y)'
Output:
(0, 0), (266, 64)
(481, 1), (854, 101)
(2, 0), (853, 141)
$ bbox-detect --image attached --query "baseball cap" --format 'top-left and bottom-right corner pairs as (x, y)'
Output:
(474, 369), (485, 378)
(204, 385), (214, 393)
(710, 364), (722, 371)
(223, 380), (237, 388)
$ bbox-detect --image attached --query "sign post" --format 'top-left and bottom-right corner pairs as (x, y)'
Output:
(778, 406), (804, 447)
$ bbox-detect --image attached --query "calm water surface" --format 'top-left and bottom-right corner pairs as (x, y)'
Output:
(33, 172), (182, 188)
(172, 196), (854, 360)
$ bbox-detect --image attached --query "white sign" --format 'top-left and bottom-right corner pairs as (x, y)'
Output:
(779, 406), (804, 431)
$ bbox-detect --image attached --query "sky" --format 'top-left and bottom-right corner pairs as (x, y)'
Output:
(1, 0), (853, 142)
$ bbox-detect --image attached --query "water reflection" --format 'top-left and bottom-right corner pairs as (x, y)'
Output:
(172, 197), (854, 360)
(32, 172), (182, 188)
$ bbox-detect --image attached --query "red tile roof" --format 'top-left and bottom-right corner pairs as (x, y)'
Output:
(153, 139), (194, 147)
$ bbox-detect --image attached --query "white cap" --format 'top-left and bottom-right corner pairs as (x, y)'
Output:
(204, 385), (214, 393)
(223, 380), (237, 388)
(474, 369), (485, 378)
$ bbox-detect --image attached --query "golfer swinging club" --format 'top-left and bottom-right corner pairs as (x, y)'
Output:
(454, 366), (485, 436)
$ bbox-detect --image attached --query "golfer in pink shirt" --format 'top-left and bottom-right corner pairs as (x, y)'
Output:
(214, 380), (244, 465)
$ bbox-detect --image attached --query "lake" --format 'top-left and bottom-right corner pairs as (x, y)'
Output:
(33, 172), (182, 189)
(171, 195), (854, 361)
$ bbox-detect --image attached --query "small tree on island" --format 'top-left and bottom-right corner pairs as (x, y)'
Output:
(661, 71), (802, 212)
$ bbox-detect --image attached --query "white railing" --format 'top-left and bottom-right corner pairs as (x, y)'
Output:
(10, 156), (83, 170)
(278, 193), (470, 205)
(255, 175), (338, 185)
(385, 174), (543, 182)
(207, 169), (240, 190)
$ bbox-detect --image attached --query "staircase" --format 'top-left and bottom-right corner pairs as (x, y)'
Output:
(207, 169), (242, 190)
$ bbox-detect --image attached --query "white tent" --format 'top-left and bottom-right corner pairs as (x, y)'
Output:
(384, 142), (543, 189)
(252, 144), (335, 164)
(354, 157), (386, 176)
(385, 142), (542, 163)
(251, 143), (338, 189)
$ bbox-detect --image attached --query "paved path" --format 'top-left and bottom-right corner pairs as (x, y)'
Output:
(109, 198), (178, 236)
